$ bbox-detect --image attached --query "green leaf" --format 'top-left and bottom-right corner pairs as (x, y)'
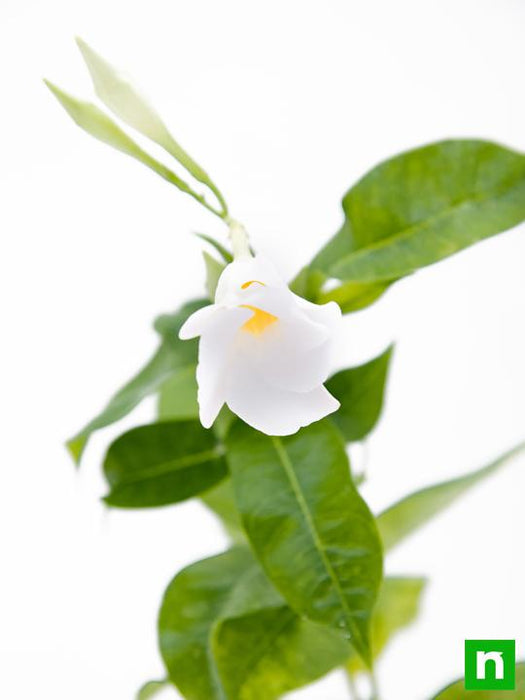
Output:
(201, 479), (245, 542)
(103, 420), (226, 508)
(212, 554), (350, 700)
(315, 140), (525, 283)
(288, 267), (326, 303)
(317, 280), (392, 314)
(157, 365), (199, 421)
(432, 662), (525, 699)
(225, 420), (383, 664)
(157, 377), (241, 538)
(346, 576), (426, 673)
(290, 267), (388, 314)
(137, 679), (170, 700)
(214, 608), (349, 700)
(327, 346), (393, 442)
(195, 233), (233, 264)
(75, 38), (228, 216)
(66, 299), (205, 464)
(377, 441), (525, 552)
(159, 548), (349, 700)
(159, 548), (248, 699)
(203, 251), (225, 300)
(211, 406), (237, 441)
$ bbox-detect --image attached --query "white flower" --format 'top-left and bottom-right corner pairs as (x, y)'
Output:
(179, 254), (342, 436)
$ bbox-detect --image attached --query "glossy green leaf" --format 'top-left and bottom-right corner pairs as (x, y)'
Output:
(159, 548), (249, 699)
(214, 608), (349, 700)
(159, 548), (349, 700)
(327, 347), (393, 442)
(137, 679), (170, 700)
(203, 251), (225, 300)
(67, 299), (205, 464)
(347, 576), (426, 673)
(103, 420), (226, 508)
(314, 140), (525, 283)
(212, 555), (350, 699)
(76, 38), (228, 216)
(225, 420), (383, 664)
(432, 662), (525, 699)
(377, 441), (525, 552)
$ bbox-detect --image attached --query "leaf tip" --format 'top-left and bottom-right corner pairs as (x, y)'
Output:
(74, 35), (87, 50)
(43, 78), (60, 96)
(136, 679), (169, 700)
(43, 80), (76, 113)
(65, 434), (87, 466)
(75, 35), (95, 61)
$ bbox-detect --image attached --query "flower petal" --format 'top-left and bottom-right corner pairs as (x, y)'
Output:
(196, 307), (252, 428)
(248, 338), (332, 393)
(236, 317), (331, 393)
(215, 255), (286, 306)
(235, 290), (339, 393)
(241, 286), (330, 349)
(293, 296), (342, 332)
(179, 304), (219, 339)
(226, 359), (340, 436)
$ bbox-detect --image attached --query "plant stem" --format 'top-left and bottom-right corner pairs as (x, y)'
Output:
(344, 669), (381, 700)
(345, 671), (360, 700)
(193, 191), (225, 219)
(370, 669), (381, 700)
(207, 181), (229, 219)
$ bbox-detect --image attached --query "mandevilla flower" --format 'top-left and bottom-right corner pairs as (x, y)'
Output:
(179, 244), (342, 435)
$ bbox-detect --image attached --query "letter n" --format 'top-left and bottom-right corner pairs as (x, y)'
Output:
(476, 651), (504, 680)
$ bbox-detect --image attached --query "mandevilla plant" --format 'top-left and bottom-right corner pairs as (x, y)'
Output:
(48, 40), (525, 700)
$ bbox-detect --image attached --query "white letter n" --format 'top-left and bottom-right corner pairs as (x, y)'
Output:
(476, 651), (504, 680)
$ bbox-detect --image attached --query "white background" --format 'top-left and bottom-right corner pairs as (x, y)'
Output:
(1, 0), (525, 698)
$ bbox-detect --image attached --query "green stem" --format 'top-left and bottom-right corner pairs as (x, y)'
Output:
(345, 670), (361, 700)
(160, 168), (226, 220)
(207, 181), (229, 219)
(344, 669), (381, 700)
(193, 191), (225, 220)
(370, 669), (381, 700)
(162, 133), (229, 219)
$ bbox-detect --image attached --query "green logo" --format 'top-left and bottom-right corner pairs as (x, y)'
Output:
(464, 640), (515, 690)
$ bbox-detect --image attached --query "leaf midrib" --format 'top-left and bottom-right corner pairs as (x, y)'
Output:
(110, 447), (224, 487)
(333, 174), (525, 278)
(270, 437), (366, 654)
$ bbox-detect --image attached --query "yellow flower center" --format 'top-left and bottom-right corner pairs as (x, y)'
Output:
(240, 305), (278, 336)
(241, 280), (265, 289)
